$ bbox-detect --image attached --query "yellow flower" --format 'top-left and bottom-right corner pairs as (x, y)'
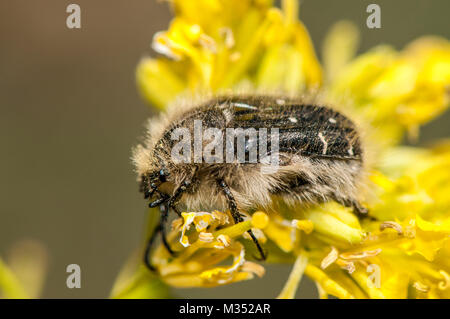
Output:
(0, 240), (48, 299)
(137, 0), (321, 109)
(326, 29), (450, 144)
(147, 210), (267, 287)
(115, 0), (450, 299)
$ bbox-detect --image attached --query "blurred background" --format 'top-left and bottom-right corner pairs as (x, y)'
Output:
(0, 0), (449, 298)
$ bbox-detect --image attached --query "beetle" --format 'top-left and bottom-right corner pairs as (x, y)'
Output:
(133, 94), (367, 270)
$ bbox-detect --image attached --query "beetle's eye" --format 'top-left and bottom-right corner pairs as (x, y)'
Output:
(159, 169), (167, 182)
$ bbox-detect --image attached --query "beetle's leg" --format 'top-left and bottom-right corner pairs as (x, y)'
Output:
(143, 202), (175, 271)
(340, 198), (375, 220)
(145, 192), (175, 259)
(352, 201), (368, 216)
(168, 179), (193, 216)
(167, 185), (186, 217)
(149, 193), (169, 208)
(144, 182), (160, 199)
(168, 167), (198, 216)
(140, 172), (162, 199)
(217, 179), (244, 222)
(217, 179), (266, 261)
(159, 202), (176, 255)
(143, 222), (160, 271)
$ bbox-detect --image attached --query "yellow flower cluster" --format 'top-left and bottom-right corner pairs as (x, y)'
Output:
(118, 0), (450, 299)
(137, 0), (321, 109)
(326, 26), (450, 144)
(150, 211), (267, 287)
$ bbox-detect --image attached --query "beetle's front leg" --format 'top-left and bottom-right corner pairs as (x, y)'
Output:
(217, 179), (266, 261)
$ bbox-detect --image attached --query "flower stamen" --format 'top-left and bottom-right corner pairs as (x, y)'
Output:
(321, 246), (339, 270)
(242, 261), (266, 278)
(380, 221), (404, 235)
(198, 232), (214, 243)
(438, 270), (450, 290)
(336, 259), (356, 274)
(413, 281), (430, 293)
(340, 248), (382, 260)
(292, 219), (314, 234)
(214, 234), (231, 249)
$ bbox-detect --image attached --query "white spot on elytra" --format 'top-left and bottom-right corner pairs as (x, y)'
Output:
(318, 132), (328, 155)
(329, 118), (337, 124)
(289, 117), (298, 123)
(348, 146), (354, 156)
(233, 102), (257, 110)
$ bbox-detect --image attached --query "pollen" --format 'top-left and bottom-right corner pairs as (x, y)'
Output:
(403, 220), (416, 239)
(212, 210), (230, 225)
(194, 213), (213, 232)
(215, 234), (231, 249)
(198, 232), (214, 243)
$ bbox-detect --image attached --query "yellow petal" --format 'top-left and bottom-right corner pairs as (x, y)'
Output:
(136, 58), (186, 109)
(304, 206), (364, 244)
(322, 20), (360, 83)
